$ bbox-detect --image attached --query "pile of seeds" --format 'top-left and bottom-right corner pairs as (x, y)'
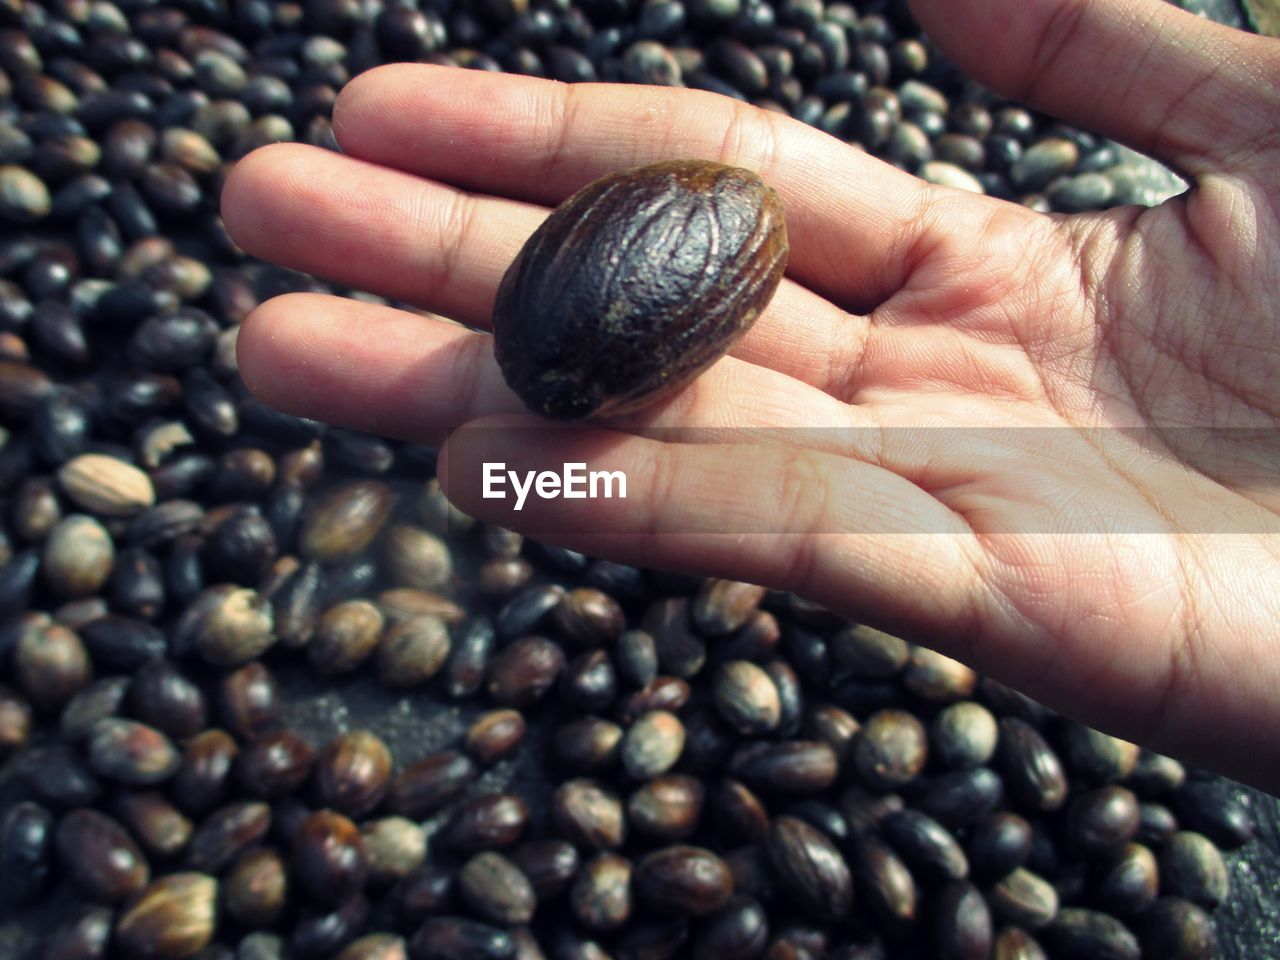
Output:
(0, 0), (1259, 958)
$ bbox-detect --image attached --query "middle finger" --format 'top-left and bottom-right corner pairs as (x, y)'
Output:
(222, 141), (866, 391)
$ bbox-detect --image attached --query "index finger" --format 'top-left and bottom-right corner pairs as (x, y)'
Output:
(331, 64), (953, 314)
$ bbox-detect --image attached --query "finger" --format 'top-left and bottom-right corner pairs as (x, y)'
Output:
(237, 293), (870, 447)
(438, 415), (984, 640)
(221, 143), (867, 391)
(909, 0), (1280, 178)
(331, 63), (942, 313)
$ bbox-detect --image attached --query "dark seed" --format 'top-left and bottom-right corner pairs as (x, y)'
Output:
(56, 808), (150, 903)
(997, 718), (1068, 812)
(636, 845), (735, 917)
(218, 662), (279, 740)
(881, 809), (969, 882)
(225, 848), (289, 928)
(114, 791), (193, 859)
(1043, 908), (1140, 960)
(128, 659), (206, 738)
(571, 852), (634, 932)
(1138, 897), (1217, 960)
(45, 905), (114, 960)
(854, 709), (928, 791)
(1066, 786), (1140, 855)
(488, 636), (565, 707)
(0, 801), (54, 904)
(933, 880), (994, 960)
(88, 717), (180, 785)
(849, 831), (917, 933)
(730, 740), (839, 795)
(713, 660), (782, 735)
(409, 917), (516, 960)
(766, 815), (854, 921)
(460, 851), (537, 926)
(294, 809), (367, 907)
(447, 793), (529, 851)
(511, 839), (580, 903)
(172, 728), (239, 817)
(552, 778), (626, 850)
(389, 750), (478, 819)
(1159, 831), (1229, 908)
(990, 868), (1059, 929)
(466, 708), (527, 765)
(628, 774), (704, 841)
(1096, 842), (1159, 915)
(967, 812), (1033, 881)
(316, 730), (393, 817)
(184, 800), (271, 874)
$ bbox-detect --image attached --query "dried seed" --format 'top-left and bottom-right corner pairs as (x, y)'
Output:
(487, 636), (565, 707)
(447, 793), (529, 851)
(310, 599), (385, 674)
(293, 809), (367, 907)
(990, 868), (1059, 929)
(621, 709), (685, 779)
(363, 817), (427, 886)
(389, 750), (477, 819)
(730, 741), (838, 795)
(225, 848), (289, 928)
(635, 845), (734, 917)
(460, 851), (537, 926)
(56, 809), (150, 904)
(628, 774), (704, 841)
(552, 779), (626, 850)
(571, 852), (633, 932)
(316, 731), (393, 817)
(466, 708), (527, 765)
(58, 453), (155, 517)
(114, 872), (218, 960)
(237, 729), (315, 799)
(1160, 831), (1229, 908)
(184, 800), (270, 874)
(932, 881), (994, 960)
(88, 717), (180, 785)
(713, 660), (782, 735)
(766, 815), (854, 922)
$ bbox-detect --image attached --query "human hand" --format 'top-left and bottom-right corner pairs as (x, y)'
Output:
(221, 0), (1280, 792)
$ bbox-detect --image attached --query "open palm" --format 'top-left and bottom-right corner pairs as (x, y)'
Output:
(223, 0), (1280, 791)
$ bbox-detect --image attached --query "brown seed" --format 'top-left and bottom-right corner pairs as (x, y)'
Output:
(362, 816), (427, 885)
(854, 709), (929, 791)
(933, 881), (994, 960)
(712, 660), (781, 735)
(552, 779), (626, 850)
(300, 480), (393, 563)
(194, 587), (276, 667)
(337, 934), (408, 960)
(378, 587), (467, 627)
(1066, 786), (1140, 855)
(218, 662), (279, 740)
(990, 868), (1059, 929)
(447, 793), (529, 851)
(511, 840), (582, 902)
(1043, 908), (1140, 960)
(636, 845), (734, 917)
(0, 684), (32, 754)
(58, 453), (155, 517)
(1160, 832), (1229, 908)
(56, 809), (150, 904)
(628, 774), (704, 841)
(692, 579), (766, 635)
(492, 159), (788, 420)
(555, 716), (624, 772)
(997, 718), (1068, 812)
(460, 851), (537, 926)
(114, 872), (218, 960)
(383, 524), (453, 592)
(994, 927), (1050, 960)
(171, 729), (239, 817)
(316, 730), (393, 817)
(388, 750), (477, 819)
(1097, 843), (1159, 915)
(930, 701), (999, 771)
(766, 815), (854, 922)
(804, 704), (861, 766)
(903, 646), (976, 702)
(88, 718), (179, 785)
(1138, 897), (1217, 960)
(184, 800), (271, 874)
(831, 624), (911, 678)
(478, 557), (534, 600)
(237, 729), (315, 799)
(42, 514), (115, 599)
(376, 614), (451, 688)
(487, 636), (566, 707)
(14, 620), (91, 710)
(552, 587), (626, 647)
(730, 741), (839, 795)
(713, 779), (771, 846)
(621, 709), (685, 780)
(115, 791), (193, 859)
(643, 597), (706, 679)
(224, 847), (288, 928)
(1060, 722), (1140, 785)
(847, 834), (915, 935)
(410, 917), (515, 960)
(310, 599), (385, 674)
(616, 676), (691, 725)
(571, 852), (633, 932)
(293, 810), (367, 907)
(466, 708), (527, 765)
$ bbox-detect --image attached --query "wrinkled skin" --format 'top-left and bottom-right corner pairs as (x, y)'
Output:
(222, 0), (1280, 792)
